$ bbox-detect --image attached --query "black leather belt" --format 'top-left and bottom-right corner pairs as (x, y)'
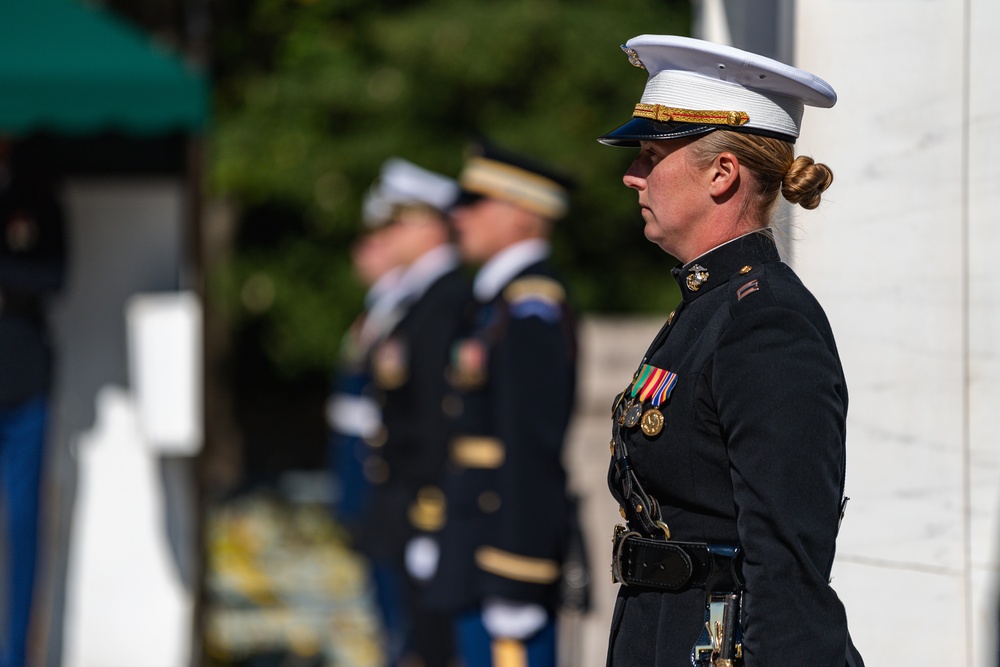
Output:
(612, 525), (743, 593)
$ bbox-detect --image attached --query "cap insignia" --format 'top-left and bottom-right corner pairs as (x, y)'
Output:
(686, 265), (710, 292)
(621, 45), (645, 69)
(633, 103), (749, 127)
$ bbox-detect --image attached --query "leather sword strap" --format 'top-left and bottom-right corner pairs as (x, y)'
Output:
(613, 532), (743, 593)
(608, 413), (669, 538)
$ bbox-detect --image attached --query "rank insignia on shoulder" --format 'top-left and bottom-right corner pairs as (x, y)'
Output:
(503, 276), (565, 322)
(373, 337), (408, 390)
(447, 338), (488, 390)
(736, 279), (760, 301)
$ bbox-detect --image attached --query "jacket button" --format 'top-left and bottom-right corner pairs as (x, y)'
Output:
(478, 491), (502, 513)
(442, 393), (463, 417)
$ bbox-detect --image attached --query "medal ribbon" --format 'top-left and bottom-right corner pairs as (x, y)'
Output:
(650, 371), (677, 406)
(629, 364), (678, 406)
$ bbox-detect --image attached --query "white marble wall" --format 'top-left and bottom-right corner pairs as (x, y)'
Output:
(794, 2), (1000, 665)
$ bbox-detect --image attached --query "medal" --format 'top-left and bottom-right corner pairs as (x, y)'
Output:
(612, 390), (626, 416)
(616, 397), (629, 425)
(629, 364), (679, 436)
(624, 402), (642, 428)
(373, 337), (408, 390)
(448, 338), (487, 389)
(640, 408), (664, 436)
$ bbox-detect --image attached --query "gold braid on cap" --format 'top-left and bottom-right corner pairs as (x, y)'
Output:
(633, 103), (750, 127)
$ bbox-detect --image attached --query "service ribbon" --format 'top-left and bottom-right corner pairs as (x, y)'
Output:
(629, 365), (655, 399)
(630, 364), (677, 403)
(650, 371), (678, 407)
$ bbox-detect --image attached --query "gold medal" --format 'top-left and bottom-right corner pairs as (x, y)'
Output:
(624, 403), (643, 428)
(640, 408), (664, 436)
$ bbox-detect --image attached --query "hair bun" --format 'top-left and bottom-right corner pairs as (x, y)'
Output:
(782, 156), (833, 210)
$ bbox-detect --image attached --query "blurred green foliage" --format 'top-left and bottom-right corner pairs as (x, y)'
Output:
(209, 0), (690, 377)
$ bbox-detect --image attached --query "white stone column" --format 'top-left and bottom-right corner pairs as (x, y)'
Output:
(794, 2), (1000, 664)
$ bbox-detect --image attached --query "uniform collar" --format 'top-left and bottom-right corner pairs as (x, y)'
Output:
(671, 229), (780, 302)
(365, 266), (405, 310)
(473, 238), (550, 301)
(399, 244), (461, 301)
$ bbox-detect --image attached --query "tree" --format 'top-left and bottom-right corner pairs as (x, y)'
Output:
(209, 0), (691, 377)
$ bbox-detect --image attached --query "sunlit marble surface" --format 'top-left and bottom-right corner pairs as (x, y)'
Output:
(795, 2), (1000, 665)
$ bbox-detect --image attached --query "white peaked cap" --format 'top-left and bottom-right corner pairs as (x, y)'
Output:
(599, 35), (836, 146)
(363, 157), (460, 228)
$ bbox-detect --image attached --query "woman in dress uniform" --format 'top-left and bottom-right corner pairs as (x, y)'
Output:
(597, 36), (864, 667)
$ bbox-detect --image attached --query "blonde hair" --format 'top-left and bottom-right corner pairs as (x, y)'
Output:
(689, 130), (833, 225)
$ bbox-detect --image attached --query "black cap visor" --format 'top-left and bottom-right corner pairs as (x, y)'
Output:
(598, 117), (801, 146)
(451, 189), (485, 210)
(597, 117), (717, 147)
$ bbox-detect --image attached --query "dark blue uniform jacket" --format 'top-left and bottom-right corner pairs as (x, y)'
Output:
(430, 261), (577, 612)
(607, 231), (864, 667)
(359, 266), (472, 562)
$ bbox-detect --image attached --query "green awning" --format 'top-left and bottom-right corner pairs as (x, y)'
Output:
(0, 0), (208, 135)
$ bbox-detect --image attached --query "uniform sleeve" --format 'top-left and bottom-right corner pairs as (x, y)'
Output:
(711, 305), (850, 667)
(476, 306), (575, 603)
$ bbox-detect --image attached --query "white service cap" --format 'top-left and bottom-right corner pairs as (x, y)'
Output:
(599, 35), (836, 146)
(363, 157), (460, 228)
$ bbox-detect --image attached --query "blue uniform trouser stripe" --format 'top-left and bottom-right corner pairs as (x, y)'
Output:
(455, 607), (557, 667)
(0, 394), (47, 667)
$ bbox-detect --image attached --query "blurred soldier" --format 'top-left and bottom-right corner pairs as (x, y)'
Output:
(353, 158), (470, 667)
(326, 226), (407, 532)
(0, 135), (67, 667)
(411, 142), (577, 667)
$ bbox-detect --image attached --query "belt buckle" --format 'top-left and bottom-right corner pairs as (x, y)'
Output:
(611, 524), (626, 583)
(611, 524), (638, 585)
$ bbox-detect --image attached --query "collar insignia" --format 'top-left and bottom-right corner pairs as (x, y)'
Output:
(686, 264), (710, 292)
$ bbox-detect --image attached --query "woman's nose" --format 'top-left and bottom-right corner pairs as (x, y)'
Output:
(623, 164), (645, 191)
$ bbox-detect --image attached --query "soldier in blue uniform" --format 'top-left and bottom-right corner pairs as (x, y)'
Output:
(596, 36), (865, 666)
(411, 143), (577, 667)
(327, 226), (407, 533)
(345, 158), (470, 667)
(0, 136), (67, 667)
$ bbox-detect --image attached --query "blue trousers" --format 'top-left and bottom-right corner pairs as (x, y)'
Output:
(455, 607), (557, 667)
(0, 394), (47, 667)
(370, 562), (409, 666)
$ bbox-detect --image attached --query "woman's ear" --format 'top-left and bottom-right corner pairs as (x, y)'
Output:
(707, 152), (741, 197)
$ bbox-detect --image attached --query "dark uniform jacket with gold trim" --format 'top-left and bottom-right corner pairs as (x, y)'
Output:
(0, 169), (67, 408)
(429, 260), (577, 612)
(607, 231), (864, 667)
(357, 266), (472, 563)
